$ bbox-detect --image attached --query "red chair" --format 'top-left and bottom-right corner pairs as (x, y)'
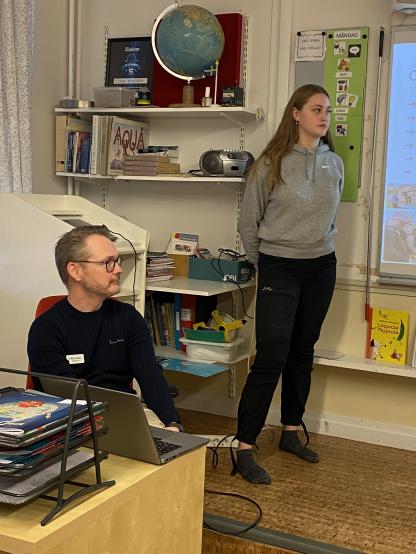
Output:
(27, 295), (66, 389)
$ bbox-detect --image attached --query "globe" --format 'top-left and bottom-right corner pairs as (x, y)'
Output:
(152, 4), (225, 81)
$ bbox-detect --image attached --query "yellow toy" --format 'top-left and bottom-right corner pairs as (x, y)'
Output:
(209, 310), (245, 342)
(193, 310), (245, 342)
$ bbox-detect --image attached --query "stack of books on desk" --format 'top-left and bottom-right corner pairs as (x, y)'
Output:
(0, 387), (107, 504)
(122, 155), (180, 176)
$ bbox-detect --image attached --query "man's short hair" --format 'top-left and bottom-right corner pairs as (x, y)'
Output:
(55, 225), (116, 286)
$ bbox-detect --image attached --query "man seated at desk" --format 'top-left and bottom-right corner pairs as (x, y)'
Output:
(27, 224), (181, 432)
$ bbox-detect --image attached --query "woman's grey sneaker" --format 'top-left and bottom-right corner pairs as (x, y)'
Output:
(231, 449), (271, 484)
(279, 430), (319, 463)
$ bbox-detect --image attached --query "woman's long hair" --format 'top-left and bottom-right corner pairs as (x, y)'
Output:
(250, 84), (335, 191)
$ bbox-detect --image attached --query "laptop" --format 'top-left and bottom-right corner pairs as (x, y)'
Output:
(38, 378), (208, 465)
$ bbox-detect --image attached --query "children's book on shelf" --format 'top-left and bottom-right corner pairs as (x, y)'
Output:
(166, 232), (199, 256)
(107, 117), (149, 175)
(366, 307), (409, 365)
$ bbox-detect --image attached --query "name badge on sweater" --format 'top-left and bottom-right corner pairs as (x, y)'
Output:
(66, 354), (85, 364)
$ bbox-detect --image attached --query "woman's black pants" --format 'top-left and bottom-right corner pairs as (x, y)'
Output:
(236, 252), (336, 445)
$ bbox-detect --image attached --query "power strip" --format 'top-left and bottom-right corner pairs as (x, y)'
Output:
(200, 435), (237, 448)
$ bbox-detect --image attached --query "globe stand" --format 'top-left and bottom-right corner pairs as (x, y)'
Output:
(168, 83), (200, 108)
(208, 60), (221, 108)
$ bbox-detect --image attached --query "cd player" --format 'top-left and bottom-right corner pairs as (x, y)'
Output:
(199, 149), (254, 177)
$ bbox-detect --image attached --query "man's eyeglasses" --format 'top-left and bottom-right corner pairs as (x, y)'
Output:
(74, 256), (122, 273)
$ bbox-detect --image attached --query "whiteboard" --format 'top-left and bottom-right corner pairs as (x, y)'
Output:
(379, 27), (416, 282)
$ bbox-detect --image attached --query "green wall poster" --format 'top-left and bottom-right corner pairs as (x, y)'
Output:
(323, 27), (369, 202)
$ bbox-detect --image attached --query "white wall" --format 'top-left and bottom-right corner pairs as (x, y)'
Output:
(32, 0), (68, 195)
(27, 0), (416, 447)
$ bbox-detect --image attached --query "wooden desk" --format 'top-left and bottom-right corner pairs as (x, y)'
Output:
(0, 447), (206, 554)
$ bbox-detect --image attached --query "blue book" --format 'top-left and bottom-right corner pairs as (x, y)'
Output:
(0, 388), (87, 436)
(79, 134), (91, 174)
(65, 131), (74, 172)
(173, 293), (181, 350)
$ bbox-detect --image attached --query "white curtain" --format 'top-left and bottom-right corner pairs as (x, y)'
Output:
(0, 0), (34, 193)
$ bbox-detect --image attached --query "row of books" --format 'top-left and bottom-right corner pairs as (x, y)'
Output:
(145, 293), (179, 349)
(56, 114), (179, 177)
(144, 292), (217, 351)
(64, 131), (92, 174)
(146, 253), (175, 283)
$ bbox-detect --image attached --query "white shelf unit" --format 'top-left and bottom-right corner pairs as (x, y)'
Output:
(55, 105), (260, 390)
(148, 278), (255, 382)
(57, 172), (245, 185)
(154, 343), (250, 368)
(116, 175), (245, 184)
(54, 106), (262, 125)
(54, 106), (261, 182)
(314, 353), (416, 379)
(158, 341), (416, 379)
(146, 277), (255, 296)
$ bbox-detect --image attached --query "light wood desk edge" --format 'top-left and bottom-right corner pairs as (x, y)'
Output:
(0, 447), (206, 554)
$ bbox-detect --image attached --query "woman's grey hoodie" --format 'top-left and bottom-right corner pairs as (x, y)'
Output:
(238, 143), (344, 266)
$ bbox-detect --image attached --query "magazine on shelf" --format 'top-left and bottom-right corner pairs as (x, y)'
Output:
(107, 117), (149, 175)
(156, 356), (227, 378)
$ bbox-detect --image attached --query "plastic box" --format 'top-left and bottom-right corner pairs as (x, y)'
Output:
(179, 337), (245, 363)
(94, 87), (136, 108)
(183, 328), (227, 343)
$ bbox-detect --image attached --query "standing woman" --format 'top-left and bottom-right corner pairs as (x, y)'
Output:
(234, 84), (344, 484)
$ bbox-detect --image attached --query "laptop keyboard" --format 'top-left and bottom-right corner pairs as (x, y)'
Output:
(153, 436), (181, 455)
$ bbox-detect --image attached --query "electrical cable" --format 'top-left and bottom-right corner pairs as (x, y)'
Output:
(204, 434), (263, 536)
(108, 229), (138, 308)
(364, 26), (384, 322)
(207, 434), (237, 469)
(209, 248), (255, 320)
(203, 489), (262, 536)
(187, 169), (205, 176)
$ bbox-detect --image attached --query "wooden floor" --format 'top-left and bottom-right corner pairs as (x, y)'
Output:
(179, 409), (416, 554)
(202, 530), (295, 554)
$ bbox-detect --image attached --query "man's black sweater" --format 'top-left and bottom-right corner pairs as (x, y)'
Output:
(27, 298), (178, 426)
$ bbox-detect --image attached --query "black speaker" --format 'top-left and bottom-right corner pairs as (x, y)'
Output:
(199, 149), (254, 177)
